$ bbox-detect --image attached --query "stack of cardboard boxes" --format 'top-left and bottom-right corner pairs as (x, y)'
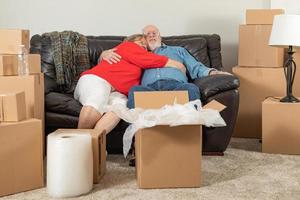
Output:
(233, 9), (286, 138)
(0, 29), (44, 197)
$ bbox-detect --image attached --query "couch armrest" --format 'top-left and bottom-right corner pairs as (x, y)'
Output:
(45, 92), (82, 116)
(193, 74), (239, 101)
(45, 74), (59, 94)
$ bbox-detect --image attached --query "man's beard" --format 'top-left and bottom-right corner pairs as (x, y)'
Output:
(148, 40), (161, 51)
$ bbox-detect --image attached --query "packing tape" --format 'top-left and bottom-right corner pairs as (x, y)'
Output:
(0, 96), (3, 121)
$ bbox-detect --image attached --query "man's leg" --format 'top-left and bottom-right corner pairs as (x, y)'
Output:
(173, 82), (201, 101)
(78, 105), (102, 129)
(127, 85), (155, 109)
(152, 80), (200, 100)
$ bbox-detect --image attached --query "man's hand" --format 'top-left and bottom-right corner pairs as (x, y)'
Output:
(165, 59), (186, 74)
(209, 70), (232, 76)
(100, 48), (122, 64)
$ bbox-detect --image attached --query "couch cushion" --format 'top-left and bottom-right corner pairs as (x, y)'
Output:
(45, 92), (82, 116)
(87, 37), (124, 66)
(163, 34), (223, 70)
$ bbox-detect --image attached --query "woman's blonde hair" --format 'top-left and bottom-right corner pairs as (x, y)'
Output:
(124, 34), (145, 42)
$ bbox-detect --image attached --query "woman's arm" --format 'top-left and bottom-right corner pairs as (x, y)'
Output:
(99, 48), (121, 64)
(165, 59), (186, 74)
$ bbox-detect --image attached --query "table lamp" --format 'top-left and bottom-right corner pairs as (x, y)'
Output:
(269, 14), (300, 103)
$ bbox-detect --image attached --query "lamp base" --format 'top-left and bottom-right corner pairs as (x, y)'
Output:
(280, 95), (300, 103)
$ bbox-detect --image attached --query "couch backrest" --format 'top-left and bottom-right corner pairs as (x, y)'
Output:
(30, 34), (223, 80)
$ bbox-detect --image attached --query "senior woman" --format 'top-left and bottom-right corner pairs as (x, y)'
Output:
(74, 34), (185, 135)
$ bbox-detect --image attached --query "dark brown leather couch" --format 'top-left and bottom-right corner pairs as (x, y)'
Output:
(30, 34), (239, 155)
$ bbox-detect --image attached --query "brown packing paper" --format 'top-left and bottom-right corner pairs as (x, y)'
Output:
(0, 119), (44, 197)
(238, 25), (284, 67)
(246, 9), (284, 25)
(262, 98), (300, 155)
(0, 54), (41, 76)
(0, 29), (29, 54)
(53, 129), (106, 184)
(232, 66), (285, 138)
(0, 91), (26, 122)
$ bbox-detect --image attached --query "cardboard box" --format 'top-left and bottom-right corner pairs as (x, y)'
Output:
(0, 74), (44, 121)
(134, 91), (226, 189)
(287, 48), (300, 96)
(0, 119), (44, 197)
(53, 129), (106, 184)
(0, 54), (41, 76)
(238, 25), (284, 67)
(246, 9), (284, 24)
(0, 29), (29, 54)
(0, 91), (26, 122)
(232, 66), (286, 138)
(262, 98), (300, 154)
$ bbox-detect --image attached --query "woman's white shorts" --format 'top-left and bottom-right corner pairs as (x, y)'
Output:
(74, 74), (127, 114)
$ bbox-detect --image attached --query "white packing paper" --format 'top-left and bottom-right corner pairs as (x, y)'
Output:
(103, 100), (226, 157)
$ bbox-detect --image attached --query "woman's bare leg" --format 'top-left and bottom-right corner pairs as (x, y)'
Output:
(78, 105), (102, 129)
(94, 111), (120, 135)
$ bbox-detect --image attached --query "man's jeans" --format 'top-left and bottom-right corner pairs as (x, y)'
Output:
(127, 79), (200, 109)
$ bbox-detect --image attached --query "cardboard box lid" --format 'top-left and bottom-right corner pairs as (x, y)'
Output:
(203, 100), (226, 112)
(263, 97), (300, 105)
(53, 129), (106, 184)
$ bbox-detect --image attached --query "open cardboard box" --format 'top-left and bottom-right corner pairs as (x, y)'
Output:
(134, 91), (225, 189)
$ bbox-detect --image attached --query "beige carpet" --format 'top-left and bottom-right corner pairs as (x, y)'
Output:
(1, 138), (300, 200)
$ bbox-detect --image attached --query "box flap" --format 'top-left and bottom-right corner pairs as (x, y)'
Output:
(134, 91), (189, 109)
(203, 100), (226, 112)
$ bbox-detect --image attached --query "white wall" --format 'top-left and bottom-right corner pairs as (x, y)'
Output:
(271, 0), (300, 14)
(0, 0), (271, 70)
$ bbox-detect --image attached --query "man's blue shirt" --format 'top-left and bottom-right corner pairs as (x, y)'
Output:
(141, 44), (213, 86)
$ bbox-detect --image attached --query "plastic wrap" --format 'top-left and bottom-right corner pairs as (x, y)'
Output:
(47, 132), (93, 198)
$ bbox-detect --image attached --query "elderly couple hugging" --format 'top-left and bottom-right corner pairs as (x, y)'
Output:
(74, 24), (231, 136)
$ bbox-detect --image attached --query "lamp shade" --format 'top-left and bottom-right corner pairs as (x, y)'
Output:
(269, 14), (300, 48)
